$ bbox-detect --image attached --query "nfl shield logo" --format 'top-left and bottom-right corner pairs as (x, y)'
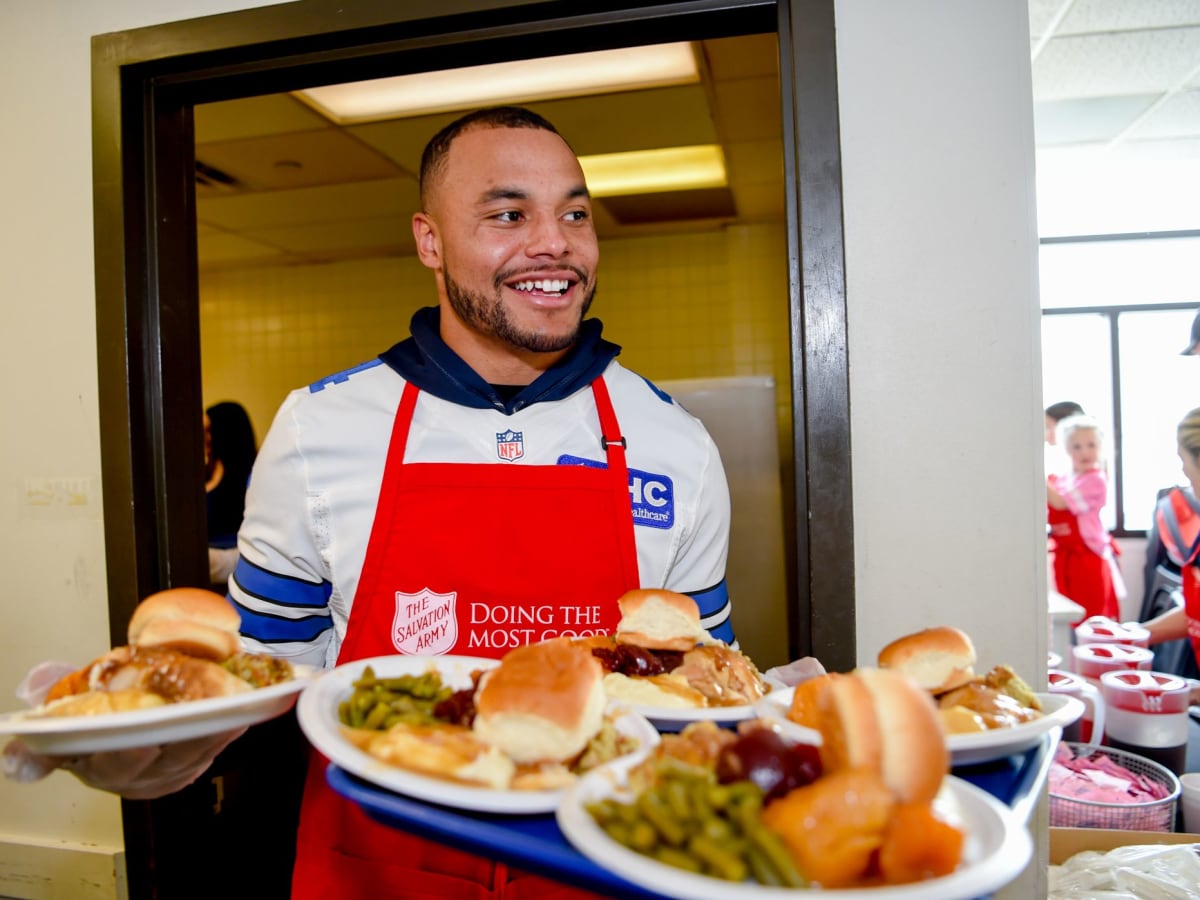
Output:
(392, 588), (458, 655)
(496, 429), (524, 461)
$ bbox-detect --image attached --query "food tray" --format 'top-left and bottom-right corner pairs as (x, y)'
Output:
(1049, 742), (1181, 831)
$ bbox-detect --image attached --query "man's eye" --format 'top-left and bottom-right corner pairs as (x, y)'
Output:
(564, 210), (590, 223)
(494, 211), (523, 223)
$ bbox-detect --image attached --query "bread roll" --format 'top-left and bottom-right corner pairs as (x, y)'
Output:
(473, 638), (605, 764)
(818, 667), (948, 805)
(876, 626), (976, 693)
(128, 588), (242, 661)
(614, 589), (710, 652)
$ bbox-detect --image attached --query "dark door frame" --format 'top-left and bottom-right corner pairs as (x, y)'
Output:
(92, 0), (852, 893)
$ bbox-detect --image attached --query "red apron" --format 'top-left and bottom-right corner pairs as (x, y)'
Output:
(1047, 498), (1118, 625)
(292, 377), (640, 900)
(1154, 488), (1200, 663)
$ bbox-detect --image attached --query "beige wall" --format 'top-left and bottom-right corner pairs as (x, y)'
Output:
(0, 1), (1044, 897)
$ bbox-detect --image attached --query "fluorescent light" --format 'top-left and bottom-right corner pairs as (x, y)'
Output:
(579, 145), (727, 197)
(296, 43), (699, 124)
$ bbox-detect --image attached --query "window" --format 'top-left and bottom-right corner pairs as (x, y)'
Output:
(1040, 233), (1200, 534)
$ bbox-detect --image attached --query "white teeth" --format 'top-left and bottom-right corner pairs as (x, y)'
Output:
(513, 279), (568, 293)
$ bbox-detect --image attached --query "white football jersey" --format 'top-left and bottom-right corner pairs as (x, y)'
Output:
(229, 314), (732, 668)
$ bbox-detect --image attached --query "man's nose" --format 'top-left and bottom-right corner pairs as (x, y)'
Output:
(526, 215), (569, 256)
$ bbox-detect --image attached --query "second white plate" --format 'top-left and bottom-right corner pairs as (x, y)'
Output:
(296, 653), (660, 814)
(756, 689), (1083, 766)
(558, 752), (1033, 899)
(0, 665), (318, 755)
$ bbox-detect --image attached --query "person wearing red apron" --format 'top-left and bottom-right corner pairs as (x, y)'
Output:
(1150, 486), (1200, 665)
(292, 377), (640, 900)
(1047, 489), (1119, 624)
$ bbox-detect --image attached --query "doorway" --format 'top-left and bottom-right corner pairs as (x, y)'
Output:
(92, 2), (850, 896)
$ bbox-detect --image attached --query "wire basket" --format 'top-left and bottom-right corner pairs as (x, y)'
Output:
(1049, 742), (1182, 831)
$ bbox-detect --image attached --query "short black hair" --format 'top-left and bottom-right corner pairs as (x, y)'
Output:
(418, 106), (563, 208)
(1045, 400), (1085, 422)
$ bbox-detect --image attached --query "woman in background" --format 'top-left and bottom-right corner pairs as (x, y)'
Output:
(1141, 406), (1200, 687)
(1047, 414), (1123, 623)
(205, 400), (257, 588)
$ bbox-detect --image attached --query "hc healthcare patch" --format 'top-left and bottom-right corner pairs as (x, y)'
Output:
(496, 429), (524, 461)
(557, 454), (675, 529)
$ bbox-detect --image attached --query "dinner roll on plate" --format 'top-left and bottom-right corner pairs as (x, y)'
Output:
(128, 588), (243, 661)
(876, 625), (977, 694)
(614, 588), (712, 652)
(472, 638), (606, 764)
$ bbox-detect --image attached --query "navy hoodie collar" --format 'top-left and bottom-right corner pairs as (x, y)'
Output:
(380, 307), (622, 414)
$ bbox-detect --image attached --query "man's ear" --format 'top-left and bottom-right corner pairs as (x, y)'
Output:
(412, 212), (441, 270)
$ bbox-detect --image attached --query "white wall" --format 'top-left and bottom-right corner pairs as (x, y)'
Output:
(836, 1), (1044, 672)
(0, 0), (1044, 895)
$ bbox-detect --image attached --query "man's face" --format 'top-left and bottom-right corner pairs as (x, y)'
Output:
(414, 126), (599, 355)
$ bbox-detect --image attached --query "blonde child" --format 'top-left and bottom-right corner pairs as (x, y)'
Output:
(1046, 415), (1123, 623)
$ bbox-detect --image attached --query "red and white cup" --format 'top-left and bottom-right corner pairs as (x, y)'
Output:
(1048, 668), (1105, 745)
(1074, 616), (1150, 649)
(1072, 642), (1154, 686)
(1100, 669), (1191, 776)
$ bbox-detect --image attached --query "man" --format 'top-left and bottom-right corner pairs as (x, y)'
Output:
(6, 107), (737, 898)
(242, 105), (735, 899)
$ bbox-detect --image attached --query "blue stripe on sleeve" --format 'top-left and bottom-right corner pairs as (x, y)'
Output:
(235, 602), (333, 644)
(232, 558), (332, 609)
(688, 580), (736, 644)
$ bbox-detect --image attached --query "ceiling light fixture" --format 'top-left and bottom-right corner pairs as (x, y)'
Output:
(579, 145), (727, 197)
(295, 43), (699, 124)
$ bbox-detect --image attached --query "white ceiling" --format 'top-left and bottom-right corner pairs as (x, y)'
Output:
(193, 1), (1200, 273)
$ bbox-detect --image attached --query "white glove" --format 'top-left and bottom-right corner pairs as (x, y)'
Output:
(764, 656), (828, 690)
(2, 661), (246, 799)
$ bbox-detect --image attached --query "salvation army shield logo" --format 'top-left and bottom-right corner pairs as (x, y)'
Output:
(496, 429), (524, 461)
(392, 588), (458, 655)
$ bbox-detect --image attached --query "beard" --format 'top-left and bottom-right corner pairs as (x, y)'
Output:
(444, 265), (595, 354)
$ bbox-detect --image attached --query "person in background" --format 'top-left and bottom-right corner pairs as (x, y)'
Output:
(1045, 400), (1085, 448)
(1047, 414), (1124, 623)
(1179, 308), (1200, 356)
(5, 105), (817, 900)
(204, 401), (257, 589)
(1133, 405), (1200, 703)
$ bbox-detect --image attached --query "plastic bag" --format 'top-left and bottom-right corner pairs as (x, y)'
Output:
(1049, 843), (1200, 900)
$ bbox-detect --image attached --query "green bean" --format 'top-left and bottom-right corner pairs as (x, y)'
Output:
(636, 791), (687, 847)
(688, 833), (748, 882)
(745, 824), (807, 888)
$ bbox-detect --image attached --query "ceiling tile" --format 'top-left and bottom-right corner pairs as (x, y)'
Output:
(1056, 0), (1200, 35)
(197, 231), (289, 264)
(1033, 29), (1200, 100)
(1126, 87), (1200, 138)
(196, 128), (406, 191)
(702, 33), (778, 80)
(244, 217), (411, 256)
(1034, 95), (1160, 143)
(195, 94), (330, 142)
(197, 178), (416, 231)
(710, 76), (782, 143)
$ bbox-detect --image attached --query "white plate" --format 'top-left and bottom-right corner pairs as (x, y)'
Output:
(296, 653), (660, 815)
(0, 665), (318, 755)
(618, 684), (781, 732)
(756, 689), (1083, 766)
(557, 752), (1033, 900)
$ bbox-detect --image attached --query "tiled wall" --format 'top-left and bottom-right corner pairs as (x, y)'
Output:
(200, 223), (792, 453)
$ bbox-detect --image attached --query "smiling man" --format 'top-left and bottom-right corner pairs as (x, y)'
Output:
(231, 106), (737, 899)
